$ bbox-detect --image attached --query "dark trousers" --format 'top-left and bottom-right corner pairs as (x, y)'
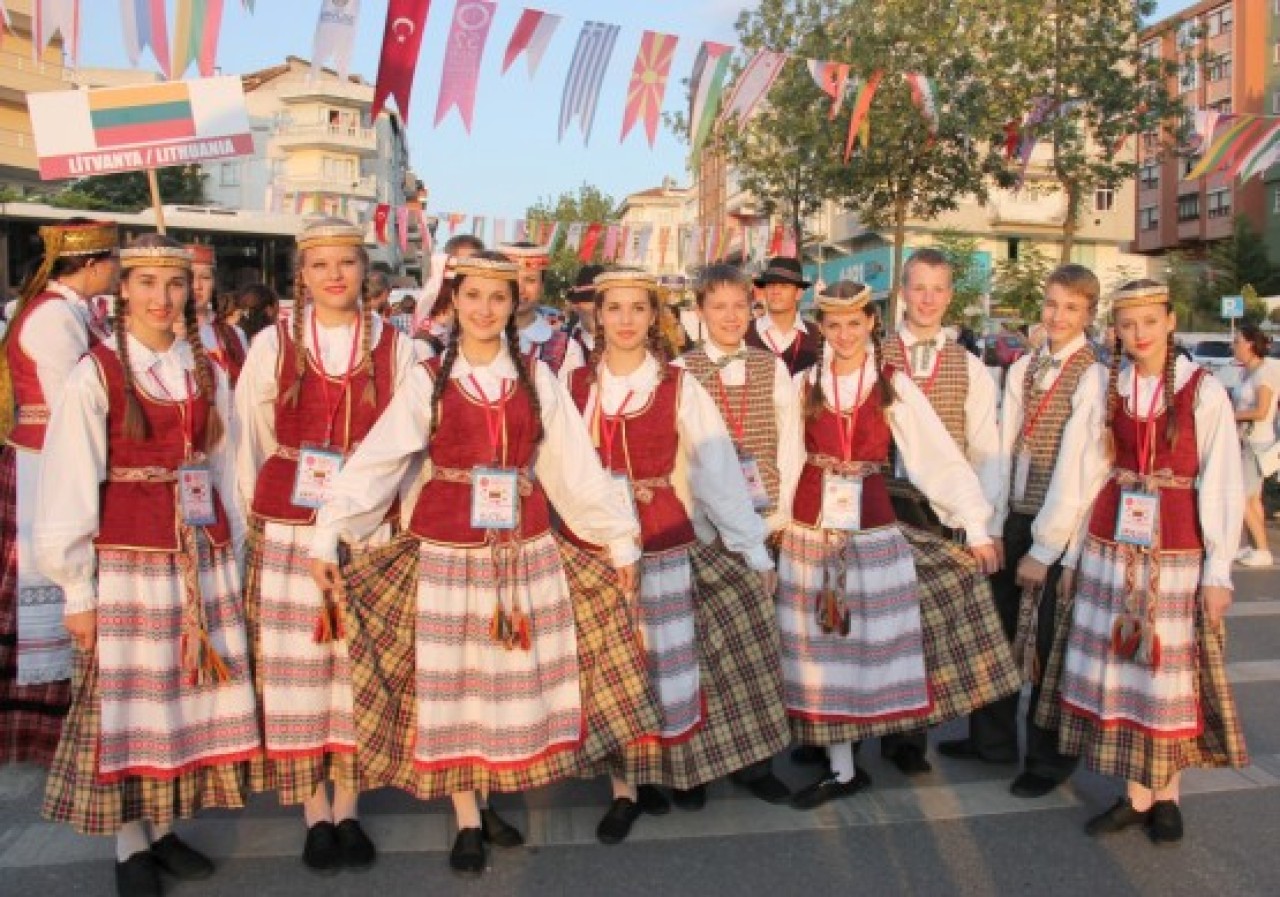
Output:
(968, 512), (1077, 781)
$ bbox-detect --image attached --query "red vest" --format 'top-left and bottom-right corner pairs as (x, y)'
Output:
(91, 343), (232, 552)
(528, 330), (571, 374)
(7, 291), (101, 451)
(792, 368), (896, 529)
(251, 323), (397, 525)
(407, 360), (550, 547)
(565, 364), (695, 553)
(1088, 369), (1206, 551)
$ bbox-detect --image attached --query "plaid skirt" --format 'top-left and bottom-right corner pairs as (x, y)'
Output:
(787, 523), (1020, 745)
(636, 547), (703, 742)
(599, 543), (790, 789)
(0, 446), (68, 765)
(242, 516), (360, 804)
(342, 533), (659, 799)
(1054, 536), (1248, 789)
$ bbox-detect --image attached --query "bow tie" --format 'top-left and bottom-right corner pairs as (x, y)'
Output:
(910, 341), (936, 372)
(1033, 355), (1063, 383)
(714, 351), (747, 369)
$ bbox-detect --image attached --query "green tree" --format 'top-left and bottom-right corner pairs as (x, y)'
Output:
(53, 165), (207, 212)
(526, 182), (616, 304)
(991, 246), (1053, 322)
(1165, 249), (1216, 331)
(930, 230), (986, 324)
(1206, 216), (1280, 300)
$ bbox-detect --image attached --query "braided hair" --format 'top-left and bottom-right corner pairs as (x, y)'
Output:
(183, 277), (226, 451)
(1104, 331), (1123, 460)
(426, 321), (460, 446)
(503, 312), (544, 442)
(1106, 279), (1179, 457)
(804, 284), (894, 419)
(113, 294), (150, 442)
(281, 271), (309, 408)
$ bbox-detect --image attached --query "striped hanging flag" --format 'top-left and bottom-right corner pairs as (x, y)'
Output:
(89, 81), (197, 147)
(636, 224), (654, 264)
(34, 0), (80, 65)
(514, 219), (528, 241)
(544, 221), (563, 249)
(494, 218), (507, 245)
(904, 73), (938, 134)
(1235, 122), (1280, 183)
(120, 0), (170, 77)
(844, 71), (884, 162)
(603, 224), (620, 262)
(620, 30), (679, 147)
(689, 42), (733, 164)
(566, 222), (585, 252)
(171, 0), (225, 78)
(1185, 115), (1259, 181)
(719, 49), (788, 125)
(471, 215), (486, 240)
(807, 59), (850, 120)
(435, 0), (497, 131)
(579, 223), (604, 262)
(1220, 117), (1277, 179)
(447, 211), (466, 234)
(559, 21), (620, 144)
(502, 7), (561, 78)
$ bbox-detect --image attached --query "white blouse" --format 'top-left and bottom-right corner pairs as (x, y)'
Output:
(18, 282), (108, 416)
(755, 314), (810, 354)
(1066, 356), (1243, 589)
(310, 348), (641, 567)
(897, 327), (1003, 536)
(33, 335), (244, 614)
(585, 354), (773, 572)
(996, 332), (1108, 565)
(234, 309), (420, 513)
(672, 341), (803, 536)
(788, 357), (995, 546)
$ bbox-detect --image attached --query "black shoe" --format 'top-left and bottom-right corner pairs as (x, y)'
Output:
(791, 768), (872, 810)
(887, 744), (933, 777)
(1009, 771), (1059, 799)
(1147, 800), (1184, 844)
(937, 738), (1017, 764)
(671, 785), (707, 811)
(148, 833), (213, 881)
(115, 852), (162, 897)
(596, 798), (643, 845)
(1085, 797), (1150, 837)
(740, 771), (792, 804)
(449, 827), (486, 878)
(302, 821), (342, 875)
(790, 745), (827, 766)
(636, 785), (671, 816)
(335, 819), (377, 870)
(480, 807), (525, 848)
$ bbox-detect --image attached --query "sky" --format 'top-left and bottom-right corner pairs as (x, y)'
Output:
(70, 0), (1187, 221)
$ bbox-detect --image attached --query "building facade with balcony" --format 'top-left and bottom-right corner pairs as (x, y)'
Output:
(0, 0), (76, 190)
(617, 179), (693, 276)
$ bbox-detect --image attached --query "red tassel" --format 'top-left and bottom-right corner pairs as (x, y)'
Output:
(313, 605), (335, 644)
(489, 603), (503, 644)
(513, 607), (531, 652)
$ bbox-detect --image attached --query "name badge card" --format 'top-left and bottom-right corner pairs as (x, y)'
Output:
(1013, 451), (1032, 503)
(291, 444), (345, 510)
(1115, 490), (1159, 548)
(739, 453), (771, 511)
(471, 467), (519, 530)
(612, 472), (637, 521)
(821, 473), (862, 531)
(178, 463), (217, 526)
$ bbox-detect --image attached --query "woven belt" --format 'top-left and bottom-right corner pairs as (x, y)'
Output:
(1112, 468), (1195, 491)
(108, 452), (209, 483)
(274, 443), (359, 462)
(433, 465), (535, 497)
(806, 454), (886, 478)
(16, 405), (49, 425)
(630, 475), (672, 504)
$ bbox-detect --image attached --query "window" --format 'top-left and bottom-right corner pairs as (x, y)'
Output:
(219, 163), (239, 187)
(1177, 194), (1201, 222)
(1206, 52), (1232, 83)
(1273, 187), (1280, 213)
(1209, 98), (1233, 114)
(1140, 39), (1161, 63)
(322, 156), (356, 180)
(1206, 5), (1233, 36)
(1142, 130), (1160, 152)
(1179, 59), (1198, 93)
(1140, 161), (1160, 190)
(1139, 206), (1159, 231)
(1178, 18), (1199, 49)
(1094, 188), (1115, 213)
(1207, 189), (1232, 219)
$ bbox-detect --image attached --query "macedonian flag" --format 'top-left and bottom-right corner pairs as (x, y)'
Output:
(621, 30), (679, 147)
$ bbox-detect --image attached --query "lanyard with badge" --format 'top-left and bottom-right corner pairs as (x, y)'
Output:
(715, 363), (772, 510)
(151, 369), (217, 527)
(468, 374), (520, 531)
(596, 386), (638, 520)
(1012, 349), (1081, 503)
(1114, 379), (1165, 548)
(291, 314), (361, 510)
(821, 362), (867, 532)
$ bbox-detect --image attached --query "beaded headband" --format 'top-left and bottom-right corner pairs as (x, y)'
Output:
(593, 269), (658, 294)
(454, 257), (520, 282)
(119, 245), (193, 270)
(815, 283), (872, 313)
(499, 241), (551, 270)
(39, 222), (119, 258)
(1110, 283), (1170, 312)
(297, 223), (366, 252)
(185, 243), (215, 267)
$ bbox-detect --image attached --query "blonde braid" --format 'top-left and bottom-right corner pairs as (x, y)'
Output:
(281, 272), (309, 408)
(871, 316), (896, 411)
(114, 296), (150, 442)
(1103, 333), (1122, 462)
(360, 286), (377, 407)
(1162, 330), (1179, 448)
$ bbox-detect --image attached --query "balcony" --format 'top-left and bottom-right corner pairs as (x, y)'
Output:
(279, 174), (378, 200)
(277, 81), (373, 108)
(271, 123), (378, 156)
(987, 190), (1068, 227)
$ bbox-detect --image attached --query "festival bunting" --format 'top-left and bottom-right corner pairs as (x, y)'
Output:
(565, 221), (585, 252)
(719, 49), (788, 125)
(559, 21), (620, 145)
(843, 71), (883, 161)
(688, 42), (733, 164)
(435, 0), (497, 131)
(502, 7), (561, 78)
(657, 226), (671, 269)
(904, 73), (938, 133)
(374, 203), (390, 243)
(579, 222), (604, 262)
(311, 0), (361, 82)
(171, 0), (223, 78)
(602, 224), (620, 262)
(494, 218), (507, 244)
(471, 215), (486, 239)
(120, 0), (170, 78)
(448, 211), (466, 234)
(33, 0), (80, 65)
(397, 206), (411, 252)
(0, 1), (11, 45)
(807, 59), (850, 120)
(620, 30), (679, 147)
(1234, 121), (1280, 183)
(371, 0), (433, 121)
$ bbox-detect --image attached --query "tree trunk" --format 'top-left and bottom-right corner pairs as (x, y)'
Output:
(889, 195), (909, 326)
(1059, 182), (1080, 265)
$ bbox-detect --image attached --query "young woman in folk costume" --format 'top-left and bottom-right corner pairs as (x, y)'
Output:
(34, 235), (258, 897)
(235, 220), (420, 873)
(1043, 281), (1247, 843)
(308, 253), (658, 877)
(562, 270), (786, 844)
(779, 281), (1019, 810)
(186, 244), (248, 386)
(0, 220), (119, 765)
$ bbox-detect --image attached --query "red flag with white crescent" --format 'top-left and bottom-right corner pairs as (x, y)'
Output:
(372, 0), (433, 122)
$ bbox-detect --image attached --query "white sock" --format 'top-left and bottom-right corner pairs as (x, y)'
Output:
(828, 742), (857, 783)
(116, 821), (150, 862)
(303, 785), (333, 827)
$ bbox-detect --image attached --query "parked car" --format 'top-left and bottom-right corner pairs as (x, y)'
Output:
(982, 331), (1028, 369)
(1190, 338), (1242, 391)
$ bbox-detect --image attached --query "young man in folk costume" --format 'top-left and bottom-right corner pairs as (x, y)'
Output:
(566, 263), (604, 361)
(35, 235), (258, 897)
(877, 248), (1004, 777)
(777, 281), (1018, 810)
(747, 256), (821, 377)
(673, 264), (799, 805)
(308, 254), (659, 878)
(939, 264), (1109, 799)
(186, 243), (248, 386)
(500, 240), (585, 378)
(0, 220), (119, 766)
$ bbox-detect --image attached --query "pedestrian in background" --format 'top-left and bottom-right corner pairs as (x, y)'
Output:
(1232, 324), (1280, 567)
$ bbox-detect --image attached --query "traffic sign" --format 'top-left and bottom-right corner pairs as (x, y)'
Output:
(1222, 295), (1245, 319)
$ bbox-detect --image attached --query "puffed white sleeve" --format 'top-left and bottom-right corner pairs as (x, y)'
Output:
(677, 373), (772, 571)
(531, 363), (641, 567)
(32, 357), (108, 615)
(964, 354), (1004, 537)
(1193, 373), (1245, 588)
(772, 358), (805, 533)
(20, 299), (90, 411)
(311, 363), (436, 563)
(888, 372), (994, 546)
(1028, 365), (1108, 566)
(211, 367), (246, 553)
(233, 325), (281, 515)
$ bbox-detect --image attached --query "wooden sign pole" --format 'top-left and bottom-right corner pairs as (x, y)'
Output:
(147, 169), (167, 234)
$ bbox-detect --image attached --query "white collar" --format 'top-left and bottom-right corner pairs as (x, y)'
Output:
(760, 313), (807, 336)
(1041, 332), (1088, 363)
(45, 281), (88, 308)
(521, 316), (554, 344)
(1120, 354), (1196, 395)
(451, 347), (517, 381)
(598, 353), (660, 391)
(898, 326), (946, 351)
(703, 340), (746, 362)
(109, 333), (194, 375)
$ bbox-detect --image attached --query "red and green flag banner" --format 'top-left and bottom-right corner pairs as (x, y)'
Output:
(688, 41), (733, 166)
(620, 30), (679, 147)
(89, 80), (196, 147)
(718, 48), (787, 125)
(807, 59), (850, 120)
(844, 70), (883, 161)
(1235, 122), (1280, 183)
(171, 0), (224, 78)
(579, 223), (604, 262)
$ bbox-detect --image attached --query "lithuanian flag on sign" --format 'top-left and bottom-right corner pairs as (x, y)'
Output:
(88, 82), (197, 148)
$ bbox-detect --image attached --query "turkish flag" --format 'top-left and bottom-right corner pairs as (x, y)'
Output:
(374, 204), (390, 243)
(372, 0), (433, 122)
